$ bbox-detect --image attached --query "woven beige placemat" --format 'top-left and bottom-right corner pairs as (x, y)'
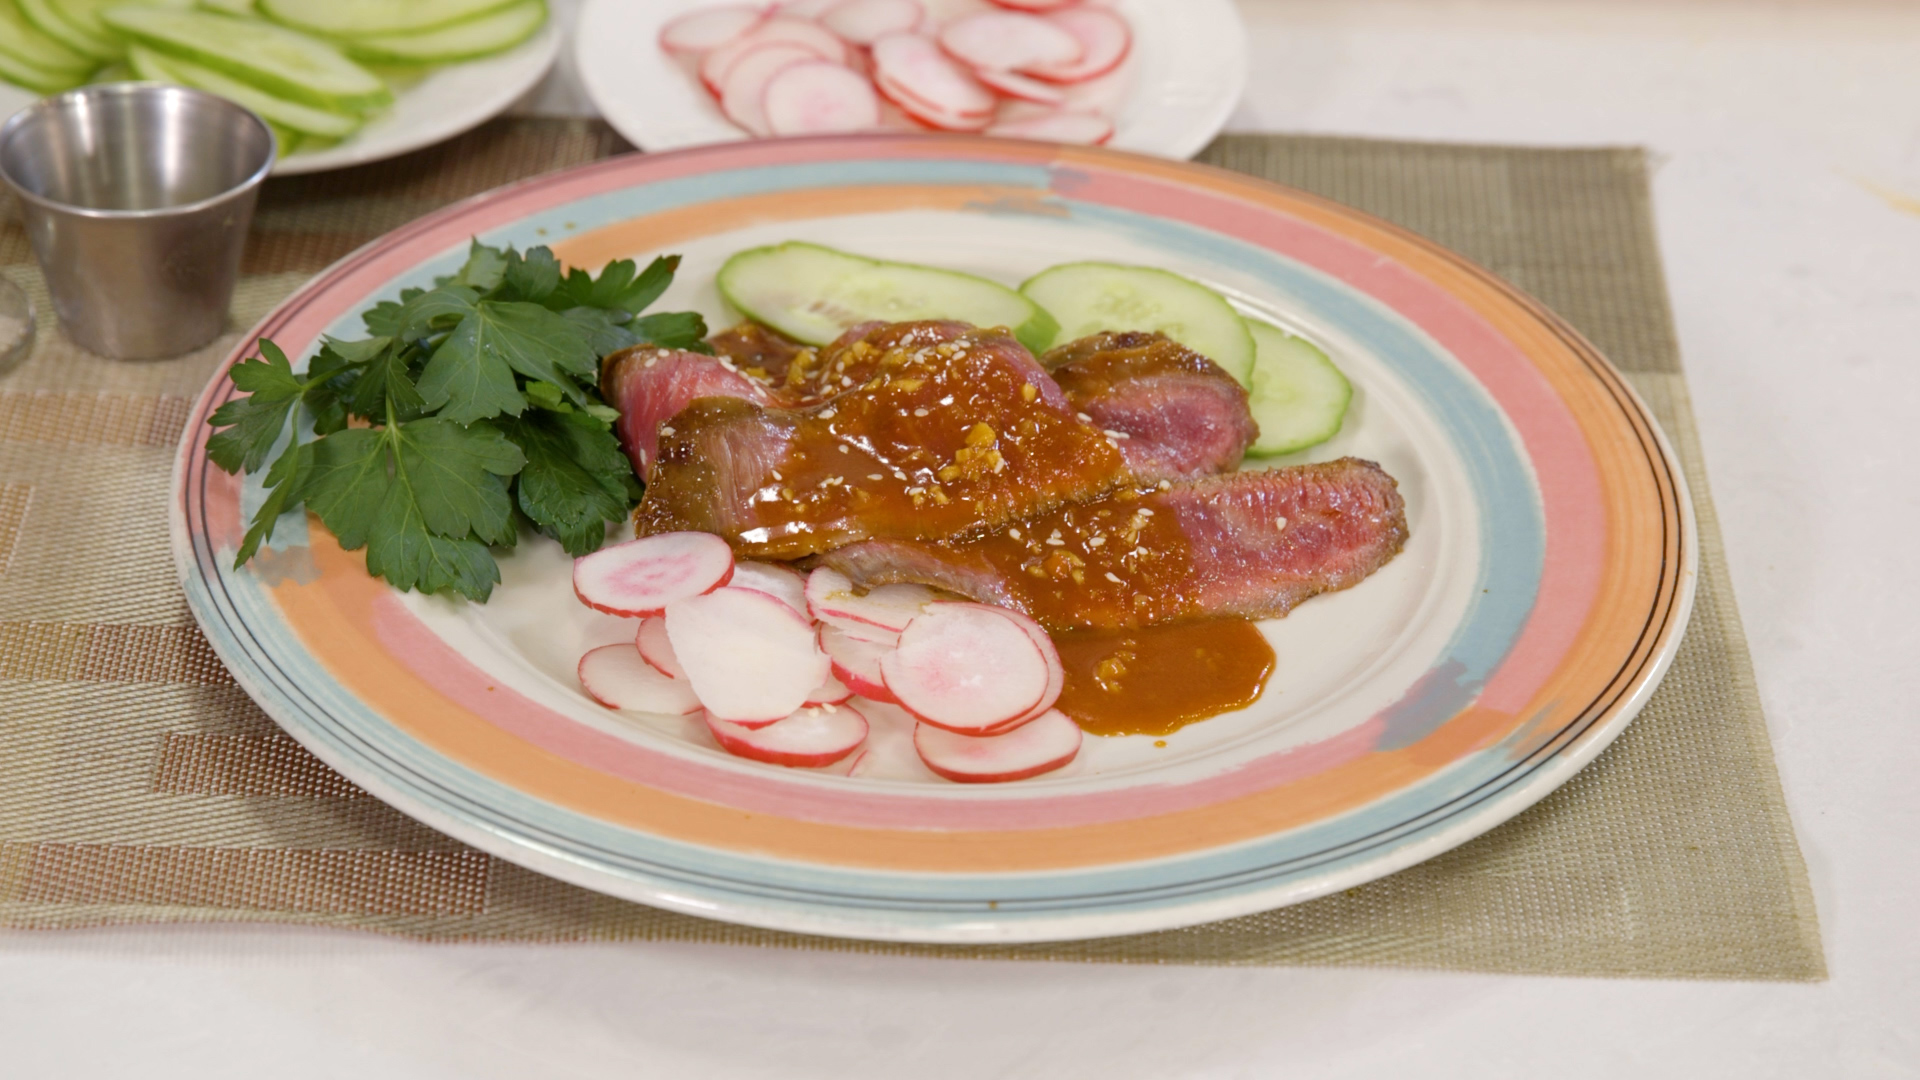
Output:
(0, 121), (1824, 980)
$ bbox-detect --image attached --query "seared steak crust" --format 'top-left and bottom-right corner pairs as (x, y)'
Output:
(821, 457), (1408, 631)
(1042, 331), (1258, 482)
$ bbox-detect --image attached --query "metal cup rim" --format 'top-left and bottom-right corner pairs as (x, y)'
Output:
(0, 82), (276, 221)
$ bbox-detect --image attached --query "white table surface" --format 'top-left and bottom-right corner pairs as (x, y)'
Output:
(5, 2), (1918, 1076)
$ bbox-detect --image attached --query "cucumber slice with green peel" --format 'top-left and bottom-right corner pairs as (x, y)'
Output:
(17, 0), (121, 61)
(259, 0), (521, 38)
(340, 0), (545, 65)
(1244, 320), (1352, 456)
(0, 45), (91, 93)
(1018, 262), (1256, 386)
(717, 242), (1061, 356)
(99, 5), (392, 111)
(0, 0), (98, 74)
(127, 44), (362, 136)
(197, 0), (255, 14)
(86, 60), (131, 82)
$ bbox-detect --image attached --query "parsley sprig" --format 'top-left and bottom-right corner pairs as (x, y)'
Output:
(206, 241), (707, 602)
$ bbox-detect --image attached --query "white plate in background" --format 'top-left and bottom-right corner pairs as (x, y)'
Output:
(575, 0), (1247, 160)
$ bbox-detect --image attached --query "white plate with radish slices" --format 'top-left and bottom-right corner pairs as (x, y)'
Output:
(576, 0), (1247, 158)
(173, 137), (1693, 943)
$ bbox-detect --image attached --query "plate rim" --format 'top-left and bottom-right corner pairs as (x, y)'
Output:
(171, 135), (1698, 943)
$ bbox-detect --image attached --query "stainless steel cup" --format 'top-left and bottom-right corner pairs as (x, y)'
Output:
(0, 84), (274, 360)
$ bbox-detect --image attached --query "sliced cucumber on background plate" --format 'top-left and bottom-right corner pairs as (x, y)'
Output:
(0, 46), (88, 94)
(1018, 262), (1257, 386)
(101, 4), (391, 111)
(127, 44), (360, 137)
(1244, 320), (1352, 456)
(341, 0), (546, 66)
(197, 0), (258, 15)
(16, 0), (121, 61)
(0, 0), (98, 77)
(719, 242), (1061, 355)
(258, 0), (521, 38)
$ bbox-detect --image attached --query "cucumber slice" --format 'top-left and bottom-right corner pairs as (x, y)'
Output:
(258, 0), (520, 38)
(99, 5), (392, 112)
(0, 44), (90, 93)
(127, 43), (362, 137)
(17, 0), (120, 61)
(198, 0), (255, 14)
(1019, 262), (1256, 386)
(1244, 320), (1351, 456)
(717, 241), (1061, 356)
(340, 0), (545, 65)
(0, 0), (97, 74)
(86, 60), (131, 82)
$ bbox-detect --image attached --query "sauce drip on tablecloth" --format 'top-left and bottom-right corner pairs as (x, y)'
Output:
(1053, 617), (1275, 737)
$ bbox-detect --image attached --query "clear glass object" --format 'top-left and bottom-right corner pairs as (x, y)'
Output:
(0, 276), (31, 376)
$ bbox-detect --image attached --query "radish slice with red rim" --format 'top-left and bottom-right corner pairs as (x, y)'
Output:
(821, 0), (923, 46)
(763, 61), (883, 136)
(1026, 6), (1130, 83)
(938, 12), (1083, 74)
(666, 587), (830, 724)
(578, 644), (703, 716)
(708, 703), (869, 767)
(634, 616), (686, 680)
(728, 561), (809, 618)
(871, 32), (996, 121)
(975, 68), (1066, 106)
(975, 606), (1063, 734)
(880, 602), (1049, 734)
(775, 0), (842, 16)
(806, 670), (854, 706)
(820, 623), (897, 702)
(701, 16), (851, 94)
(573, 532), (734, 618)
(805, 567), (936, 633)
(660, 5), (765, 55)
(915, 708), (1082, 783)
(985, 110), (1113, 145)
(721, 43), (819, 135)
(984, 0), (1080, 11)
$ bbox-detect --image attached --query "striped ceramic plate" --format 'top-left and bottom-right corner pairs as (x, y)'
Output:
(172, 136), (1695, 943)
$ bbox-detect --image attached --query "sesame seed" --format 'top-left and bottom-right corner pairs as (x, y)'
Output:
(771, 470), (782, 480)
(1008, 527), (1022, 539)
(659, 426), (675, 437)
(838, 445), (850, 453)
(1104, 429), (1130, 440)
(1076, 412), (1093, 423)
(1046, 537), (1065, 547)
(1089, 536), (1106, 548)
(939, 395), (954, 406)
(1138, 509), (1154, 517)
(1105, 572), (1124, 584)
(1276, 516), (1289, 531)
(913, 408), (929, 417)
(819, 408), (836, 419)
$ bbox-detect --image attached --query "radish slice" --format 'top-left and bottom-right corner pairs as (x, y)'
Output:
(775, 0), (842, 16)
(728, 562), (809, 617)
(821, 0), (923, 45)
(820, 624), (897, 702)
(975, 68), (1066, 106)
(666, 587), (830, 724)
(660, 5), (765, 55)
(880, 603), (1049, 734)
(763, 61), (883, 135)
(634, 617), (686, 680)
(701, 17), (851, 94)
(938, 12), (1083, 74)
(985, 0), (1080, 11)
(986, 110), (1113, 145)
(805, 567), (936, 633)
(806, 670), (854, 705)
(877, 78), (992, 131)
(871, 32), (996, 121)
(573, 533), (734, 618)
(708, 703), (869, 767)
(977, 606), (1063, 734)
(1026, 7), (1130, 83)
(915, 709), (1082, 782)
(846, 749), (877, 777)
(578, 645), (703, 716)
(721, 43), (819, 135)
